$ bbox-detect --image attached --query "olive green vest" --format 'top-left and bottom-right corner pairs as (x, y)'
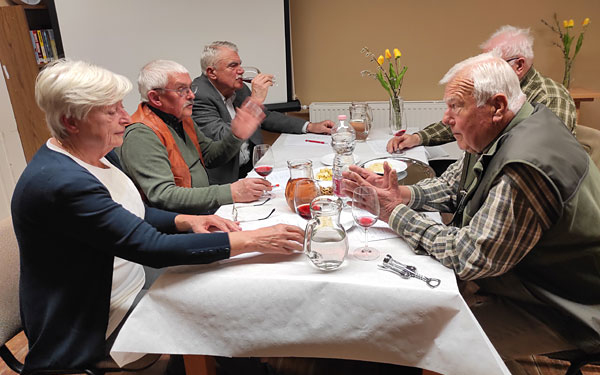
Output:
(453, 103), (600, 351)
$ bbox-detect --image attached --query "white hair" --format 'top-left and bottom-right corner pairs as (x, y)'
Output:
(138, 60), (189, 102)
(440, 52), (527, 113)
(35, 59), (132, 142)
(200, 41), (238, 73)
(480, 25), (534, 64)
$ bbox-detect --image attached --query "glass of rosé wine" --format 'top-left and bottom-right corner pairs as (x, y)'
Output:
(351, 186), (380, 260)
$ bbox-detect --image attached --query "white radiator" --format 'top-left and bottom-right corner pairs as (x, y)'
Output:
(308, 100), (446, 130)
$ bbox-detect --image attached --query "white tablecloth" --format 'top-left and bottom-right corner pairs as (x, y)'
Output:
(111, 127), (509, 374)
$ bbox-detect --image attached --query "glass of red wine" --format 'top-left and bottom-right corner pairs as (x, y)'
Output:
(351, 186), (380, 261)
(252, 144), (274, 198)
(294, 179), (320, 220)
(241, 66), (277, 86)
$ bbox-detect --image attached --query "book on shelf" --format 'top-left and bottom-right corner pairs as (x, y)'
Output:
(47, 29), (59, 61)
(29, 30), (41, 64)
(30, 29), (59, 65)
(36, 29), (47, 63)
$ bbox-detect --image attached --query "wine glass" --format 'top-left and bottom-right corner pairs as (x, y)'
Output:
(351, 186), (380, 261)
(252, 144), (274, 198)
(241, 66), (277, 86)
(293, 179), (320, 220)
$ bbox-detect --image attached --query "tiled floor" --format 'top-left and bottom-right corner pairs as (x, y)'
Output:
(2, 332), (599, 375)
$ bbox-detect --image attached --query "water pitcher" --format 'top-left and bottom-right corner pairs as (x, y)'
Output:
(303, 196), (348, 271)
(285, 159), (314, 211)
(349, 102), (373, 141)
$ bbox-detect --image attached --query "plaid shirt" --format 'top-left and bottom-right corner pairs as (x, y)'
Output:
(388, 159), (560, 280)
(417, 67), (577, 145)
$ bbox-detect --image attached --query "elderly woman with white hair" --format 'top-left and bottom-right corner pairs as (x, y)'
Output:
(11, 59), (304, 373)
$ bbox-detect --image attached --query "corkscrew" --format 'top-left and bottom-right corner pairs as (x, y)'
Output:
(378, 254), (441, 288)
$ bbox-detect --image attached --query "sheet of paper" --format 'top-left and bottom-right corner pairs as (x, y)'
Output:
(347, 220), (399, 243)
(246, 168), (288, 192)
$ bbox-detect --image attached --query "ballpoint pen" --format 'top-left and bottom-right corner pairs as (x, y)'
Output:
(305, 139), (326, 144)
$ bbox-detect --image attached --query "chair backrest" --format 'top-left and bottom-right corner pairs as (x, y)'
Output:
(576, 124), (600, 169)
(0, 217), (21, 346)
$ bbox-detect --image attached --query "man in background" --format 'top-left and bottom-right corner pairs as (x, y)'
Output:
(118, 60), (270, 215)
(192, 41), (335, 184)
(387, 25), (577, 174)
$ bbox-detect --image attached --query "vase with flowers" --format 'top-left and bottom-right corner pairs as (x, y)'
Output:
(361, 47), (408, 134)
(541, 14), (591, 88)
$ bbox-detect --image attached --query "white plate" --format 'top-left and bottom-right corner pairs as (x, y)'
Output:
(363, 158), (408, 175)
(320, 153), (361, 166)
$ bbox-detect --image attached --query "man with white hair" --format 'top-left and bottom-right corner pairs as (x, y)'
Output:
(387, 25), (577, 160)
(343, 53), (600, 373)
(118, 60), (272, 214)
(192, 41), (334, 184)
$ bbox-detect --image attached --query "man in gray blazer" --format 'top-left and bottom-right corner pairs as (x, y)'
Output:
(192, 41), (334, 184)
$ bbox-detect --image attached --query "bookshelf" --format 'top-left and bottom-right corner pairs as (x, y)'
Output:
(0, 1), (63, 162)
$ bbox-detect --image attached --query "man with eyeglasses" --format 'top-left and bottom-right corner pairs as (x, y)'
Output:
(118, 59), (272, 215)
(387, 25), (577, 174)
(191, 41), (335, 184)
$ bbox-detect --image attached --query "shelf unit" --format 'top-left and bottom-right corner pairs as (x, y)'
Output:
(0, 1), (63, 162)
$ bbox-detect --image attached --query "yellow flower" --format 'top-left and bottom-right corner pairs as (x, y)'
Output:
(377, 55), (384, 65)
(385, 49), (392, 59)
(563, 20), (569, 28)
(568, 19), (574, 28)
(394, 48), (401, 59)
(583, 18), (590, 26)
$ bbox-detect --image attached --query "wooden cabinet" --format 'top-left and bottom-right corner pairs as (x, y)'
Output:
(0, 2), (63, 162)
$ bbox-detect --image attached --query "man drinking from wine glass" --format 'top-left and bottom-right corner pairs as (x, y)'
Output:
(192, 41), (335, 184)
(118, 59), (272, 215)
(342, 52), (600, 374)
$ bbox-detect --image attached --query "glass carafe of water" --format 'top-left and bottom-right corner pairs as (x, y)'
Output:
(349, 102), (373, 141)
(303, 196), (348, 271)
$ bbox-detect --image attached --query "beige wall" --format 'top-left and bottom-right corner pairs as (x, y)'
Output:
(290, 0), (600, 128)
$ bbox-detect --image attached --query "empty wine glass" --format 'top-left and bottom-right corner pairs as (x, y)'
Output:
(293, 179), (320, 220)
(241, 66), (277, 86)
(252, 144), (274, 198)
(351, 186), (380, 261)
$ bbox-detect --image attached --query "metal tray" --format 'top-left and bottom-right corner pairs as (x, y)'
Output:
(360, 156), (435, 185)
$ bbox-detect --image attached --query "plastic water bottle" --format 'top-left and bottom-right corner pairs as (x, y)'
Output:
(331, 114), (356, 197)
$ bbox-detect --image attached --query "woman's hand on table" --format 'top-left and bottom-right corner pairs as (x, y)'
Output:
(228, 224), (305, 256)
(386, 133), (422, 153)
(231, 178), (272, 202)
(175, 214), (242, 233)
(342, 163), (411, 222)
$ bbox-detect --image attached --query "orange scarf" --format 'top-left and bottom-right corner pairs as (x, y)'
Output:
(129, 103), (204, 188)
